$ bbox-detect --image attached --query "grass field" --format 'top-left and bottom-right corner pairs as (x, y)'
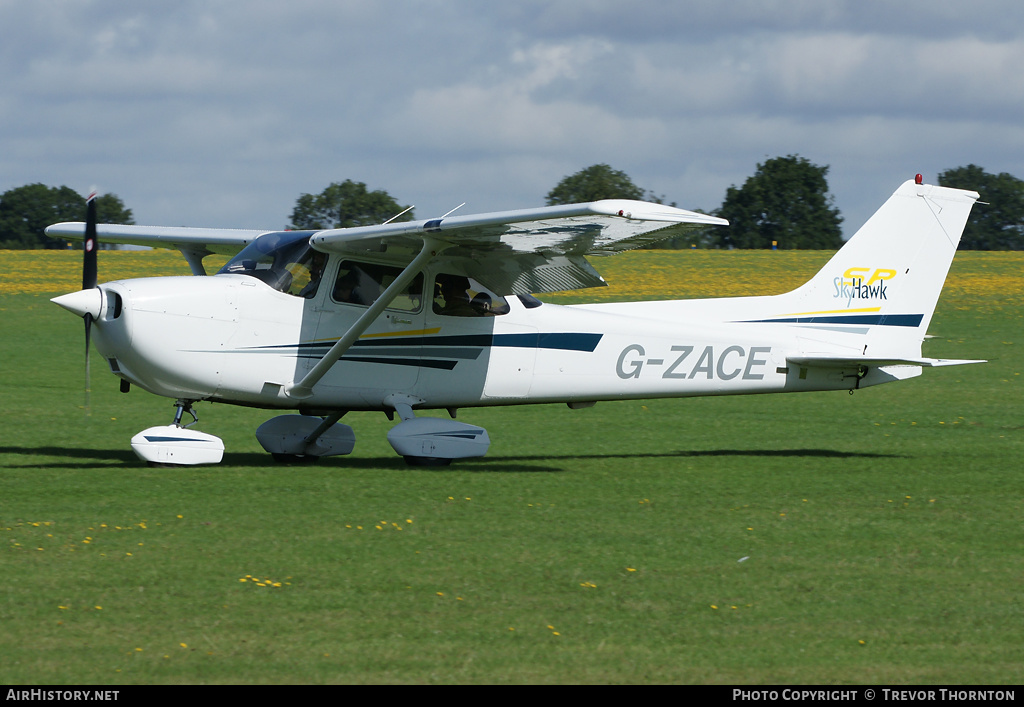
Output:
(1, 249), (1021, 684)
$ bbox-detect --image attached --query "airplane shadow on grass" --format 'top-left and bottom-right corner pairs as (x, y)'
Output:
(0, 445), (905, 473)
(459, 449), (906, 473)
(0, 446), (434, 471)
(0, 446), (140, 469)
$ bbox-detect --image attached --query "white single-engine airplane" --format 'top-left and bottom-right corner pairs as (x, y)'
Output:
(49, 175), (983, 466)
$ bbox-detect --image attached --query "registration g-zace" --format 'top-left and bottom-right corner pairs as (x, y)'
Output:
(49, 175), (983, 466)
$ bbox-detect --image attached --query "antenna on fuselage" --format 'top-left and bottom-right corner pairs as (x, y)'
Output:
(440, 203), (466, 219)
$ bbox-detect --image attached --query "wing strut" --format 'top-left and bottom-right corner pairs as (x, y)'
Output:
(178, 246), (210, 276)
(284, 237), (445, 400)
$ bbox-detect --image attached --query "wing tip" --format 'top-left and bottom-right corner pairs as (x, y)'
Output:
(588, 199), (728, 226)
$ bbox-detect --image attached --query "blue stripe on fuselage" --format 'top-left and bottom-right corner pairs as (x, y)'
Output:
(740, 314), (924, 327)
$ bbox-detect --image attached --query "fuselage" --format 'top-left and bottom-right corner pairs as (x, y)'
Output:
(85, 258), (881, 414)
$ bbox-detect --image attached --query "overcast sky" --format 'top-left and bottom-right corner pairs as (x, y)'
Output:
(3, 1), (1022, 238)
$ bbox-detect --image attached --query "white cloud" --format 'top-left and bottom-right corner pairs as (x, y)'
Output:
(1, 0), (1022, 237)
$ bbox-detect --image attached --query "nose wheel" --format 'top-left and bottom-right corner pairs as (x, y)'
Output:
(129, 399), (225, 466)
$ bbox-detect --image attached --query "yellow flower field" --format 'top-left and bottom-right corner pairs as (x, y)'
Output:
(553, 250), (1024, 311)
(2, 248), (1021, 311)
(0, 249), (220, 296)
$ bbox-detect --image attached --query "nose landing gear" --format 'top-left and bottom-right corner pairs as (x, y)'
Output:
(130, 400), (225, 466)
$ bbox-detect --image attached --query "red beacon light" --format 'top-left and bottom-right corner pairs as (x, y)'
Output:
(915, 173), (924, 185)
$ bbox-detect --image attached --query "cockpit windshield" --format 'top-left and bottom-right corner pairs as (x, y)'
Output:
(216, 231), (325, 297)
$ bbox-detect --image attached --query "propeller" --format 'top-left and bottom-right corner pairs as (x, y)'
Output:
(49, 188), (105, 414)
(83, 190), (98, 289)
(83, 190), (99, 413)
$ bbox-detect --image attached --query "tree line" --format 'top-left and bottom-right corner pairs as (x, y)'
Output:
(3, 158), (1022, 250)
(0, 184), (133, 249)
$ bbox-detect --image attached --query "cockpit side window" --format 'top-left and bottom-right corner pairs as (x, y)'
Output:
(332, 260), (423, 312)
(433, 274), (510, 317)
(216, 231), (325, 298)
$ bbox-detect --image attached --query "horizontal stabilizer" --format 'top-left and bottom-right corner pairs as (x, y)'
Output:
(788, 356), (986, 369)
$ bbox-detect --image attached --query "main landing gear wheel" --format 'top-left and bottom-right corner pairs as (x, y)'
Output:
(256, 413), (355, 462)
(385, 415), (490, 466)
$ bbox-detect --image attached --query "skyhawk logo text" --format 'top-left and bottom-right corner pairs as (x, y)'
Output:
(834, 267), (896, 307)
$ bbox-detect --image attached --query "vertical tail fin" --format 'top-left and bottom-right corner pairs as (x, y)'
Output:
(765, 178), (979, 356)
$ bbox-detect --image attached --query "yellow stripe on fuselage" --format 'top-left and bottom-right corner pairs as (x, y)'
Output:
(781, 307), (882, 316)
(305, 328), (442, 344)
(359, 328), (442, 339)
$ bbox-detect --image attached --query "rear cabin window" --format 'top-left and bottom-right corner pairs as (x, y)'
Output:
(433, 274), (510, 317)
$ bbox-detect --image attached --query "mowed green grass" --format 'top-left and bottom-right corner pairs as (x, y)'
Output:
(0, 251), (1021, 684)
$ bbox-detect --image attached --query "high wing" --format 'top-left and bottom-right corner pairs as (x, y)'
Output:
(311, 200), (727, 295)
(44, 222), (269, 275)
(46, 200), (722, 288)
